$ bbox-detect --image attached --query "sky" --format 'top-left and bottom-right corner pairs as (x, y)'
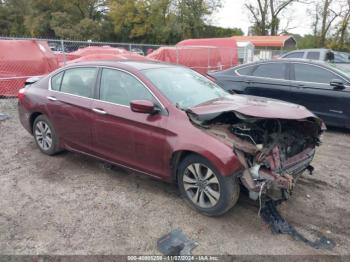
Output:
(213, 0), (313, 36)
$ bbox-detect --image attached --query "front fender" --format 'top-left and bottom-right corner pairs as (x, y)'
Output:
(172, 143), (242, 177)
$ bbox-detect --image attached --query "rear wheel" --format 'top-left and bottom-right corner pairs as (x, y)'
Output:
(177, 154), (240, 216)
(33, 115), (61, 155)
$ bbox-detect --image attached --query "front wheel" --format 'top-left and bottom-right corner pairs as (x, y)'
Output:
(177, 154), (240, 216)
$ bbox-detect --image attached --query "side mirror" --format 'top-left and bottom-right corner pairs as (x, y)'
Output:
(330, 79), (345, 90)
(130, 100), (160, 114)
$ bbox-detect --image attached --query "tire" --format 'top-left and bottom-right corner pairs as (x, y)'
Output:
(33, 115), (61, 155)
(177, 154), (240, 216)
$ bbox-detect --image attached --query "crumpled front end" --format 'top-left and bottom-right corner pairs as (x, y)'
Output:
(189, 110), (324, 201)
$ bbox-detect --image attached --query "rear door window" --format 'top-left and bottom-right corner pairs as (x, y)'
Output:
(306, 52), (320, 60)
(294, 64), (338, 84)
(252, 63), (287, 79)
(60, 67), (98, 98)
(99, 68), (155, 106)
(284, 52), (304, 58)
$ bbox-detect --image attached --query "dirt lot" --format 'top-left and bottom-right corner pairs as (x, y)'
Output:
(0, 99), (350, 255)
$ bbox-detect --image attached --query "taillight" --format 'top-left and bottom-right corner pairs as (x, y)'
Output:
(18, 88), (26, 101)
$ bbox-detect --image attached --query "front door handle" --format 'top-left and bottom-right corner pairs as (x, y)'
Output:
(92, 108), (107, 115)
(47, 96), (58, 101)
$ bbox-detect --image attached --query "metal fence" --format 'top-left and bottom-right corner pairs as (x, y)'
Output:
(0, 37), (164, 100)
(0, 36), (290, 103)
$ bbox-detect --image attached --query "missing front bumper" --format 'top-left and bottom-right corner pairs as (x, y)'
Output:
(240, 147), (316, 201)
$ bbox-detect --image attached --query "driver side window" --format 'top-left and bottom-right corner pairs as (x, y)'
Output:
(99, 68), (155, 106)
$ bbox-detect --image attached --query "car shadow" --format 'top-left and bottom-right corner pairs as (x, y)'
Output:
(105, 160), (260, 212)
(53, 150), (265, 219)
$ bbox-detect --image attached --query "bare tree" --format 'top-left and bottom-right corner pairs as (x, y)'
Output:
(335, 0), (350, 48)
(270, 0), (296, 35)
(318, 0), (340, 46)
(310, 4), (320, 39)
(245, 0), (303, 35)
(245, 0), (269, 35)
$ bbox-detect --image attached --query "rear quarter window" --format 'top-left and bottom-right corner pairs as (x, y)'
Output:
(51, 71), (64, 91)
(236, 65), (255, 76)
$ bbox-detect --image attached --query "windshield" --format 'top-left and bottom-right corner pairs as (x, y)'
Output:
(143, 67), (228, 109)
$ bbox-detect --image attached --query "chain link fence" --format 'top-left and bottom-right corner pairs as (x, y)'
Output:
(46, 38), (163, 62)
(0, 37), (164, 104)
(0, 36), (290, 112)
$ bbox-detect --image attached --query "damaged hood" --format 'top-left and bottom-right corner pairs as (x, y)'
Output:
(188, 94), (319, 121)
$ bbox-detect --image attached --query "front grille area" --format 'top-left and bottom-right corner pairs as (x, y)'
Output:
(283, 148), (315, 176)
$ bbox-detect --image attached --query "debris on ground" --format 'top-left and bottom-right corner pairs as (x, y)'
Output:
(0, 113), (10, 121)
(260, 200), (336, 250)
(157, 228), (198, 256)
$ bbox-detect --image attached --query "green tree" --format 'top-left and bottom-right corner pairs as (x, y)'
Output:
(292, 34), (317, 49)
(109, 0), (175, 43)
(24, 0), (108, 40)
(202, 25), (243, 38)
(0, 0), (30, 36)
(175, 0), (222, 39)
(109, 0), (142, 42)
(25, 0), (62, 37)
(109, 0), (224, 44)
(0, 0), (243, 44)
(147, 0), (178, 44)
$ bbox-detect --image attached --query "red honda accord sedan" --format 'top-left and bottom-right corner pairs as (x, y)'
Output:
(18, 61), (324, 216)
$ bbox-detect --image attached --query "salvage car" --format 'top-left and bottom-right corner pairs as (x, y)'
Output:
(18, 61), (324, 216)
(209, 59), (350, 128)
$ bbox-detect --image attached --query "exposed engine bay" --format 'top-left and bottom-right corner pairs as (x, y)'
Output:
(188, 111), (324, 202)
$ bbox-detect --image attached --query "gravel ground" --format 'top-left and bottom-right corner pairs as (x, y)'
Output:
(0, 99), (350, 255)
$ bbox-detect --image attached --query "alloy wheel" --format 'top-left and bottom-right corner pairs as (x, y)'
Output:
(183, 163), (220, 208)
(35, 121), (53, 151)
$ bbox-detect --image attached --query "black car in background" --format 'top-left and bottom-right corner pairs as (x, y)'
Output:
(209, 59), (350, 128)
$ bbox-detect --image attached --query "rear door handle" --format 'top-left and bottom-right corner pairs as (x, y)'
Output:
(92, 108), (107, 115)
(47, 96), (58, 101)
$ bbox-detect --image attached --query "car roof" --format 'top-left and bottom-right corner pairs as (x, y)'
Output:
(225, 59), (349, 79)
(225, 59), (334, 72)
(283, 48), (332, 53)
(62, 60), (180, 71)
(238, 58), (330, 65)
(277, 58), (328, 64)
(231, 59), (327, 69)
